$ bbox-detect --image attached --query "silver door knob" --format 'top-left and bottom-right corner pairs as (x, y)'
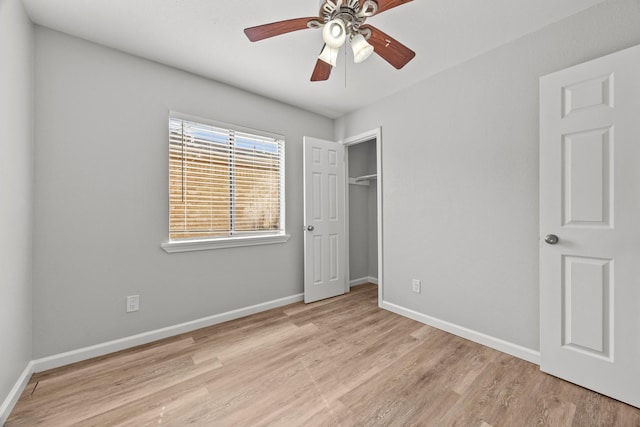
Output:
(307, 225), (314, 231)
(544, 234), (559, 245)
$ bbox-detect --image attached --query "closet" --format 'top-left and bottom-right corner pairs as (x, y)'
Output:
(347, 139), (378, 287)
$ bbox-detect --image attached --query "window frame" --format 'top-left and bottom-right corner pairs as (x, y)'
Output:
(161, 111), (289, 253)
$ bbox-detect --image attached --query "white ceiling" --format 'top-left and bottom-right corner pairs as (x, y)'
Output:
(22, 0), (607, 118)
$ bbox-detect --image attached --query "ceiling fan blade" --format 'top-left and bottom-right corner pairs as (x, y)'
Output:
(311, 59), (332, 81)
(360, 25), (416, 69)
(374, 0), (413, 14)
(244, 17), (318, 42)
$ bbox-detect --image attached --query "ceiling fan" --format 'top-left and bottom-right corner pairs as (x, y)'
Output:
(244, 0), (416, 81)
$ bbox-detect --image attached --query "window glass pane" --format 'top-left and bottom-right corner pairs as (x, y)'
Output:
(168, 117), (284, 241)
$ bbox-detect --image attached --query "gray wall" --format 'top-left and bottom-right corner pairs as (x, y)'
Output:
(0, 0), (33, 409)
(348, 140), (378, 282)
(32, 28), (334, 358)
(336, 0), (640, 351)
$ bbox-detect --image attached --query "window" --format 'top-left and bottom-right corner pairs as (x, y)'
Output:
(162, 114), (288, 252)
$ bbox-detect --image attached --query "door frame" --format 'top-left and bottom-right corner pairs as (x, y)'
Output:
(342, 128), (383, 307)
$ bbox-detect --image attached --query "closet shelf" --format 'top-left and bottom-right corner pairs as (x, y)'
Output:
(355, 174), (377, 182)
(349, 174), (377, 186)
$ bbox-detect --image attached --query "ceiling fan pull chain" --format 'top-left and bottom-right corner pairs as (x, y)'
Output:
(345, 45), (348, 89)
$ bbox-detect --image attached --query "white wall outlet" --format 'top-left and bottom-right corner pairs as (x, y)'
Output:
(126, 295), (140, 312)
(412, 279), (421, 293)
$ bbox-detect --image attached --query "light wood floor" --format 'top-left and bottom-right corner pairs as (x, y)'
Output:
(7, 284), (640, 426)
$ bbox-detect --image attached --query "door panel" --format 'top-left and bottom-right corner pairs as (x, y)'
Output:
(562, 73), (613, 117)
(562, 127), (612, 227)
(562, 255), (612, 358)
(540, 43), (640, 408)
(303, 136), (346, 303)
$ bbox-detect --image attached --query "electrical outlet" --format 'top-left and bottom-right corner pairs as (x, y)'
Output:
(126, 295), (140, 312)
(411, 279), (421, 294)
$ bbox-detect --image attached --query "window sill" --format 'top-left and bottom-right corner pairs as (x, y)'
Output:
(161, 234), (291, 253)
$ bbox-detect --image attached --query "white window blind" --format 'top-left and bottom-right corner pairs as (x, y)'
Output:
(169, 116), (285, 241)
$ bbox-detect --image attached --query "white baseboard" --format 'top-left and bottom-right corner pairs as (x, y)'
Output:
(381, 301), (540, 365)
(31, 293), (304, 373)
(0, 361), (35, 425)
(350, 276), (378, 287)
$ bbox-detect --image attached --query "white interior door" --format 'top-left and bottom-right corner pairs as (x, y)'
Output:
(303, 136), (347, 303)
(540, 43), (640, 408)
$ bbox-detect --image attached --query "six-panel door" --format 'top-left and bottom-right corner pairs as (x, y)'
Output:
(303, 136), (347, 303)
(540, 43), (640, 408)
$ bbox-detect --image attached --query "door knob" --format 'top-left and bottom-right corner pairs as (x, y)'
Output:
(544, 234), (559, 245)
(307, 225), (314, 231)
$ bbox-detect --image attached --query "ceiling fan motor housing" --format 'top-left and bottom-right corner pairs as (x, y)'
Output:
(320, 0), (376, 40)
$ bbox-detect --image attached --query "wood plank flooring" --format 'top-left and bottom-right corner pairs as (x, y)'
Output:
(7, 284), (640, 426)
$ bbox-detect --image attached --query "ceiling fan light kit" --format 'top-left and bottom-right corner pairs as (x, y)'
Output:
(244, 0), (416, 81)
(322, 19), (347, 48)
(318, 44), (340, 66)
(351, 33), (374, 63)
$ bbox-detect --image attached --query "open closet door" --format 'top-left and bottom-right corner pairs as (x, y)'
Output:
(303, 136), (347, 303)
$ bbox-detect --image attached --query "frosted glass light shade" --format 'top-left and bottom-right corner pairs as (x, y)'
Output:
(318, 44), (339, 66)
(322, 19), (346, 48)
(351, 33), (374, 63)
